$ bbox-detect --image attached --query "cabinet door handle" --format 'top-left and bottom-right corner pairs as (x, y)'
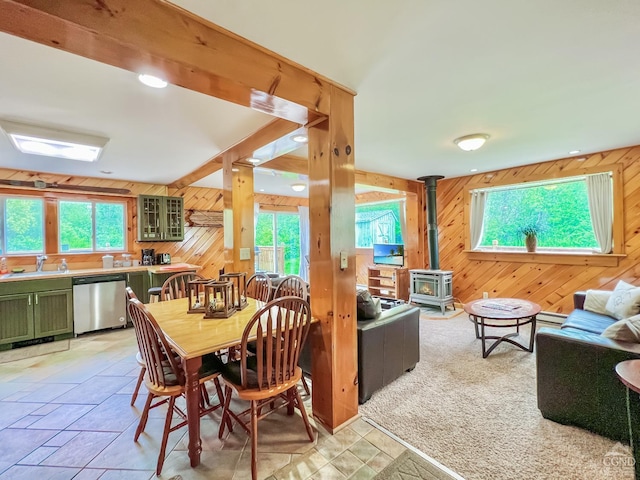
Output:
(35, 294), (38, 304)
(28, 294), (31, 306)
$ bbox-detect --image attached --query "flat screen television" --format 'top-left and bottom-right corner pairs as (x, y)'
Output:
(373, 243), (405, 267)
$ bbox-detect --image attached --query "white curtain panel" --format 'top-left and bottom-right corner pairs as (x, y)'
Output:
(469, 191), (487, 249)
(298, 206), (310, 281)
(586, 173), (613, 253)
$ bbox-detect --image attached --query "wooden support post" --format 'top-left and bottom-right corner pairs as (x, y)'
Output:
(308, 86), (358, 432)
(223, 160), (255, 275)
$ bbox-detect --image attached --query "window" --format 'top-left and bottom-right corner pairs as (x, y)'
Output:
(355, 201), (403, 248)
(465, 165), (625, 266)
(255, 212), (300, 275)
(476, 176), (601, 251)
(59, 200), (126, 252)
(0, 195), (44, 255)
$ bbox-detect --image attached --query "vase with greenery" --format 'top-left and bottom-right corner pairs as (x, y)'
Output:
(519, 225), (539, 252)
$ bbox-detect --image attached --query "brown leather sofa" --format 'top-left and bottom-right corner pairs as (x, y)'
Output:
(536, 292), (640, 441)
(300, 303), (420, 404)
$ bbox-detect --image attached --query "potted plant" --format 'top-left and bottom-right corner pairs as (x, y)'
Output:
(519, 224), (539, 252)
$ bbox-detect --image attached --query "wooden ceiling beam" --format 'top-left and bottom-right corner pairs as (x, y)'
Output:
(168, 118), (299, 188)
(260, 154), (308, 176)
(0, 0), (350, 123)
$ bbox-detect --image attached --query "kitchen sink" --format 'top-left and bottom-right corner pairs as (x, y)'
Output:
(1, 270), (70, 279)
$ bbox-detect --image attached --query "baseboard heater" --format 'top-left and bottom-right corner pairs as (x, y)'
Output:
(537, 311), (567, 326)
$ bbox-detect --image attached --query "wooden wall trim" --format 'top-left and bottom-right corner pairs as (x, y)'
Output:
(465, 251), (624, 267)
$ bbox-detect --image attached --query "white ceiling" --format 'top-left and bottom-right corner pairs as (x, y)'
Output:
(1, 0), (640, 196)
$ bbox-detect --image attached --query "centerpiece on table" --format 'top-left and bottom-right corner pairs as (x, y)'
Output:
(203, 280), (236, 318)
(219, 272), (248, 310)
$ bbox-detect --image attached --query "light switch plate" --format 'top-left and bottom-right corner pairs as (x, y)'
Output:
(239, 247), (251, 260)
(340, 251), (348, 270)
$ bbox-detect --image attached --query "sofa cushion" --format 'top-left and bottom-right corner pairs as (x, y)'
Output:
(605, 280), (640, 320)
(584, 290), (613, 316)
(602, 314), (640, 343)
(357, 289), (378, 320)
(561, 309), (618, 335)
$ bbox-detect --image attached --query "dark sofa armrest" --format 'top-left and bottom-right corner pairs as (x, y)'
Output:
(574, 291), (586, 310)
(536, 326), (640, 441)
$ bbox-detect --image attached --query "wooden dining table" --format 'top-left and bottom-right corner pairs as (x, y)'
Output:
(145, 297), (267, 468)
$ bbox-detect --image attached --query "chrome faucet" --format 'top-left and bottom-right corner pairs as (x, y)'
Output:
(36, 255), (48, 272)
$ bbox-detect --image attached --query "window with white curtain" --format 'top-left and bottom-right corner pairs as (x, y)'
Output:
(472, 174), (612, 252)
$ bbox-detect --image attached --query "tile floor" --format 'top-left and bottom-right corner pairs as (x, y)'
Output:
(0, 328), (456, 480)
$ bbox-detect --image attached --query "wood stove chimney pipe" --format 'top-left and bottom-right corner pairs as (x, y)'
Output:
(417, 175), (444, 270)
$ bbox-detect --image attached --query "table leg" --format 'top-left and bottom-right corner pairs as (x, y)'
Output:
(184, 356), (203, 467)
(528, 316), (537, 352)
(480, 317), (488, 358)
(625, 387), (640, 478)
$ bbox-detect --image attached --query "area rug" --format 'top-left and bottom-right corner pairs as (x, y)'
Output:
(419, 306), (465, 320)
(359, 315), (635, 480)
(375, 450), (455, 480)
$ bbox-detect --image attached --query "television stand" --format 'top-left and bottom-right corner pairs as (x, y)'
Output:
(367, 266), (409, 301)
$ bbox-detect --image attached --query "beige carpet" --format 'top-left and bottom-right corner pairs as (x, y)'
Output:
(359, 315), (635, 480)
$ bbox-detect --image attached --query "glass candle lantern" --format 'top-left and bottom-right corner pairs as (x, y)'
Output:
(187, 279), (210, 314)
(219, 272), (248, 310)
(203, 281), (236, 318)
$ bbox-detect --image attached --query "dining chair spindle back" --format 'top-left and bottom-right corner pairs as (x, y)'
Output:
(246, 272), (273, 303)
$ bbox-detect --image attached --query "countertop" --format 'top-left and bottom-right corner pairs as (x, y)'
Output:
(0, 263), (201, 283)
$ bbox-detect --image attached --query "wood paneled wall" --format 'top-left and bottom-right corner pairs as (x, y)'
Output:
(437, 145), (640, 314)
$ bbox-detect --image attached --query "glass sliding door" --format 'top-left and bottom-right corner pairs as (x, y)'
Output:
(255, 211), (300, 275)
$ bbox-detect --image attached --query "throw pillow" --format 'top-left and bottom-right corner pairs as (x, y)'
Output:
(605, 280), (640, 320)
(602, 314), (640, 343)
(584, 290), (613, 316)
(357, 289), (378, 320)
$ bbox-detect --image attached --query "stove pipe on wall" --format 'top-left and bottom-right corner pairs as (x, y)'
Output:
(417, 175), (444, 270)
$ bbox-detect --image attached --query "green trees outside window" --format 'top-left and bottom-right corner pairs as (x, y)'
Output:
(1, 197), (44, 254)
(255, 212), (300, 275)
(59, 200), (125, 252)
(479, 179), (599, 250)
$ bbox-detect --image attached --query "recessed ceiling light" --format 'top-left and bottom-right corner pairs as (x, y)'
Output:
(291, 135), (308, 143)
(291, 183), (306, 192)
(0, 120), (108, 162)
(568, 150), (581, 155)
(248, 158), (261, 164)
(138, 74), (168, 89)
(231, 167), (239, 172)
(259, 189), (265, 192)
(470, 168), (478, 172)
(454, 133), (490, 151)
(100, 170), (113, 175)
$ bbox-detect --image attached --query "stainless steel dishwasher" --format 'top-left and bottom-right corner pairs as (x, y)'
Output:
(73, 273), (127, 335)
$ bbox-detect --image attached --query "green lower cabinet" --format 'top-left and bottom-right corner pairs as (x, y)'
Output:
(0, 278), (73, 347)
(0, 293), (35, 345)
(126, 271), (150, 303)
(34, 289), (73, 337)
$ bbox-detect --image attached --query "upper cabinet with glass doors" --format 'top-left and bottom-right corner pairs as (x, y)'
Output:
(137, 195), (184, 241)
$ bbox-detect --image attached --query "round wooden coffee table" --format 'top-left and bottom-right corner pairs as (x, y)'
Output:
(464, 298), (541, 358)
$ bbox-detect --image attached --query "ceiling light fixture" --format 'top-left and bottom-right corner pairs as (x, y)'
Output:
(470, 168), (478, 172)
(291, 183), (306, 192)
(291, 134), (308, 143)
(0, 120), (109, 162)
(453, 133), (490, 152)
(248, 157), (261, 164)
(231, 167), (239, 172)
(138, 74), (168, 89)
(568, 150), (581, 155)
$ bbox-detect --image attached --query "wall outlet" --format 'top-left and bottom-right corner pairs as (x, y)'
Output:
(340, 251), (348, 270)
(482, 291), (489, 299)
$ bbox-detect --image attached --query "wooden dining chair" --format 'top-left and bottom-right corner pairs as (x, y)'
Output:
(127, 297), (226, 475)
(126, 287), (147, 406)
(246, 272), (273, 303)
(160, 271), (205, 301)
(217, 296), (315, 480)
(273, 275), (309, 302)
(272, 275), (311, 394)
